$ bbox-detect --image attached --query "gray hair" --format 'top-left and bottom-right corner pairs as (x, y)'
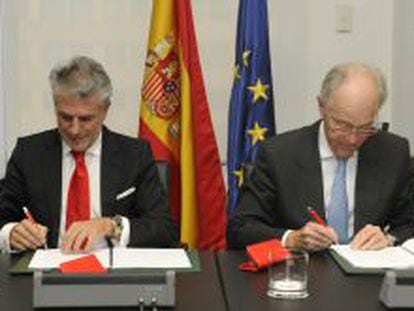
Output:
(49, 56), (112, 105)
(319, 63), (387, 108)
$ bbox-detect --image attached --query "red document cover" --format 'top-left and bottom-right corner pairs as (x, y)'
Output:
(239, 239), (290, 272)
(59, 254), (107, 274)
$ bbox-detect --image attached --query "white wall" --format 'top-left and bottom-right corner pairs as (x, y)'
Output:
(0, 0), (5, 177)
(393, 0), (414, 151)
(2, 0), (411, 173)
(3, 0), (152, 159)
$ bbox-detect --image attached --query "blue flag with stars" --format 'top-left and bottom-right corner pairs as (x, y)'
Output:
(227, 0), (276, 213)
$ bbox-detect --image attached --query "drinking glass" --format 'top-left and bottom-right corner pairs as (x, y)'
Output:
(267, 249), (309, 299)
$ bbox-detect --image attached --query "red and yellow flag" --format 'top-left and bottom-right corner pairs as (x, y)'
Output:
(139, 0), (226, 250)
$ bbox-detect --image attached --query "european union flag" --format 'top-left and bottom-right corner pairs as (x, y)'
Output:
(227, 0), (276, 213)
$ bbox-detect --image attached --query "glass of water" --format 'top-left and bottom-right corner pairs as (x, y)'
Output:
(267, 249), (309, 299)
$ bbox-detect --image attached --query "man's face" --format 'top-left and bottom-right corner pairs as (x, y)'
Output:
(320, 75), (380, 158)
(54, 94), (108, 152)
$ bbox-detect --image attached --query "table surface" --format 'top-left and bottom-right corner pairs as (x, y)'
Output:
(0, 251), (227, 311)
(0, 250), (397, 310)
(217, 251), (388, 311)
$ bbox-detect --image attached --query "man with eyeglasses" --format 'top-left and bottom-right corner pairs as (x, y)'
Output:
(228, 63), (413, 251)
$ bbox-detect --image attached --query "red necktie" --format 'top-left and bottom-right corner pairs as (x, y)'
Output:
(66, 151), (90, 230)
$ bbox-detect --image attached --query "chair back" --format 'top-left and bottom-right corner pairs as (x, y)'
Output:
(410, 157), (414, 198)
(156, 161), (170, 201)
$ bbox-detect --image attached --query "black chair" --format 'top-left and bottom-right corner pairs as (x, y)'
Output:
(155, 161), (170, 202)
(154, 161), (188, 249)
(410, 157), (414, 175)
(410, 157), (414, 198)
(381, 122), (389, 132)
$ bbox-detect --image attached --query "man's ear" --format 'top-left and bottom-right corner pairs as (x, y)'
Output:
(317, 95), (325, 117)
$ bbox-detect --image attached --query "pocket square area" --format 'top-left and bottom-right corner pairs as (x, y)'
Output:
(116, 187), (136, 200)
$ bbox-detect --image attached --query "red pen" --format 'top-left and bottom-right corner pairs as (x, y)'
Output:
(22, 207), (48, 249)
(307, 206), (326, 226)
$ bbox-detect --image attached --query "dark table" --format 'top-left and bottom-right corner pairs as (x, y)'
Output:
(0, 251), (226, 310)
(217, 251), (388, 311)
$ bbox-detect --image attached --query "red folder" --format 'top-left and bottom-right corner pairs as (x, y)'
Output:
(59, 254), (107, 274)
(239, 239), (290, 272)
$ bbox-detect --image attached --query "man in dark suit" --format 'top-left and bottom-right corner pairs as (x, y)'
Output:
(228, 63), (413, 251)
(0, 56), (177, 252)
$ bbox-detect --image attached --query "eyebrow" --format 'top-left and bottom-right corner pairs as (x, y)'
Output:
(58, 112), (94, 120)
(332, 116), (376, 128)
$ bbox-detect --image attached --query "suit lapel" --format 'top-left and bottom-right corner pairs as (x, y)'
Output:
(44, 130), (62, 247)
(101, 127), (122, 217)
(293, 122), (325, 221)
(354, 138), (381, 232)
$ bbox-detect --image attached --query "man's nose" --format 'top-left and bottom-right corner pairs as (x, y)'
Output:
(346, 131), (363, 146)
(68, 118), (80, 135)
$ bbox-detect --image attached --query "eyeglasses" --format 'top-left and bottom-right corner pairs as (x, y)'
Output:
(328, 115), (379, 136)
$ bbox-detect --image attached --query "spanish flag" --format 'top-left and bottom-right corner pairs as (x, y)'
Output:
(139, 0), (226, 250)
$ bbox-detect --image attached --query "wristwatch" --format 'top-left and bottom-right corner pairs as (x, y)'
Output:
(110, 215), (123, 241)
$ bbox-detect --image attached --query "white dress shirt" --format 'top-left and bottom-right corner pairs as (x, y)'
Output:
(318, 121), (358, 239)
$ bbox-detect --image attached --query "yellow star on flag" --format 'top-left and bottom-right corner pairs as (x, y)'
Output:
(232, 64), (241, 82)
(233, 168), (244, 188)
(247, 122), (268, 146)
(242, 50), (251, 67)
(247, 78), (269, 103)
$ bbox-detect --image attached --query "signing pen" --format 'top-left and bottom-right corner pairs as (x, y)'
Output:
(23, 207), (35, 222)
(105, 236), (114, 269)
(22, 207), (48, 249)
(307, 206), (326, 226)
(308, 206), (338, 245)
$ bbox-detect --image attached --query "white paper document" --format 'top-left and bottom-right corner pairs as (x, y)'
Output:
(29, 248), (191, 270)
(331, 238), (414, 269)
(111, 248), (191, 268)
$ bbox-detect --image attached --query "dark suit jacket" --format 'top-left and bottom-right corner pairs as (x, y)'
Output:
(228, 121), (414, 249)
(0, 127), (178, 248)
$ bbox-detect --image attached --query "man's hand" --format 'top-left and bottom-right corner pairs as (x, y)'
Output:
(61, 218), (114, 254)
(285, 221), (338, 251)
(10, 219), (48, 251)
(350, 224), (391, 250)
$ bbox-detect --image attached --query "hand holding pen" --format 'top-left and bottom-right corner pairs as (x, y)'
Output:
(23, 207), (48, 249)
(9, 207), (48, 251)
(307, 206), (338, 246)
(285, 206), (338, 251)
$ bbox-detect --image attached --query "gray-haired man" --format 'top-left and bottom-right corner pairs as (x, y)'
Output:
(228, 63), (413, 251)
(0, 56), (177, 253)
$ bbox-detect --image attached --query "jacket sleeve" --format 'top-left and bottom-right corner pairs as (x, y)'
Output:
(0, 139), (28, 230)
(227, 143), (284, 249)
(127, 142), (178, 247)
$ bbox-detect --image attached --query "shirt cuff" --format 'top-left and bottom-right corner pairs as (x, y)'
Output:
(116, 216), (130, 247)
(281, 229), (293, 247)
(0, 222), (19, 252)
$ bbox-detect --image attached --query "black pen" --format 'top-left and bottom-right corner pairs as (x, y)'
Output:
(105, 236), (113, 268)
